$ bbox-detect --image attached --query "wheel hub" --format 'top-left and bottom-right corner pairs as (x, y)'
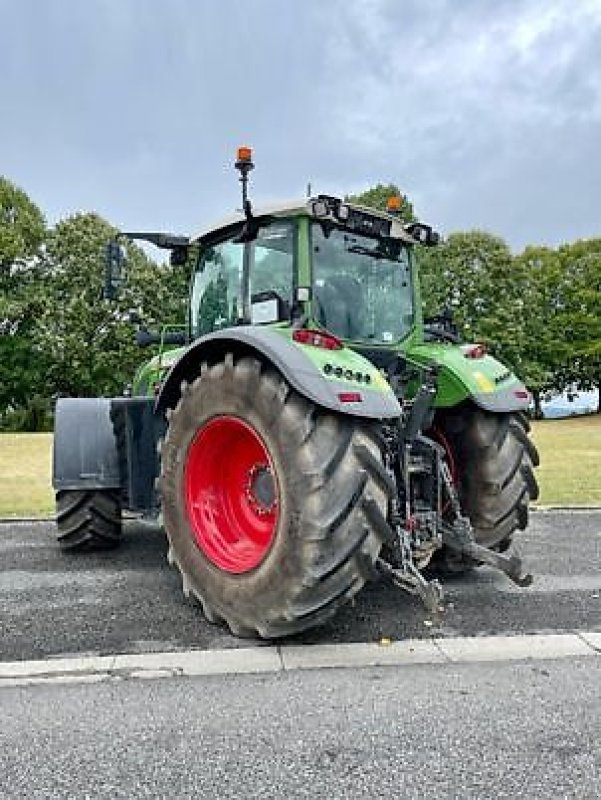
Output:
(246, 464), (277, 515)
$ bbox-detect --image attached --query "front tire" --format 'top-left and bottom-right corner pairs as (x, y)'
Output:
(433, 406), (539, 571)
(159, 354), (393, 639)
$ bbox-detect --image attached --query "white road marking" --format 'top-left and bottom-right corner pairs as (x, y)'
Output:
(0, 632), (599, 688)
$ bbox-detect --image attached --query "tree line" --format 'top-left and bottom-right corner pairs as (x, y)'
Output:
(1, 177), (599, 430)
(0, 176), (188, 430)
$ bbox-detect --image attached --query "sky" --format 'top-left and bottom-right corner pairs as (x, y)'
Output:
(1, 0), (601, 251)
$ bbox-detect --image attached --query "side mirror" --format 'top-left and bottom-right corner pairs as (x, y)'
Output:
(170, 245), (189, 267)
(103, 240), (126, 300)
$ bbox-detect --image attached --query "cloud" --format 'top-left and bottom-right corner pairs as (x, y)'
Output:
(314, 0), (601, 247)
(1, 0), (600, 249)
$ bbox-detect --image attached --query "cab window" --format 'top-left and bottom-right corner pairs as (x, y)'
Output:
(191, 239), (244, 337)
(190, 221), (295, 337)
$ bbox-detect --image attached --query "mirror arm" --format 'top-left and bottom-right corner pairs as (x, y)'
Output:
(120, 232), (189, 250)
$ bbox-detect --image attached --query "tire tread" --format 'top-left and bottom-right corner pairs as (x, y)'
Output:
(55, 490), (122, 551)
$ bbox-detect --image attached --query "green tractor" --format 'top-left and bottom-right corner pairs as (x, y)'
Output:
(53, 148), (539, 638)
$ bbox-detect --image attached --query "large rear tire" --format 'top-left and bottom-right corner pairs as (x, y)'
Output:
(159, 354), (393, 639)
(433, 406), (539, 572)
(55, 489), (122, 551)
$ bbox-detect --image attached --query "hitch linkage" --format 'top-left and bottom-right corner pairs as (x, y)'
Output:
(442, 520), (533, 588)
(377, 556), (444, 619)
(439, 460), (533, 588)
(378, 360), (532, 618)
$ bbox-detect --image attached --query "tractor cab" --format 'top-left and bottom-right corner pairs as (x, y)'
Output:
(106, 146), (439, 359)
(189, 200), (417, 348)
(186, 147), (438, 355)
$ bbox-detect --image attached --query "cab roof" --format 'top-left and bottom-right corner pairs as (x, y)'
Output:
(191, 197), (418, 245)
(190, 199), (307, 243)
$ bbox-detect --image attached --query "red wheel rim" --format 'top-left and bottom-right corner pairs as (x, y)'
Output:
(184, 416), (279, 573)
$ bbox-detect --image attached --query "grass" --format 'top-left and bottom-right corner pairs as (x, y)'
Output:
(531, 414), (601, 506)
(0, 433), (54, 517)
(0, 416), (599, 516)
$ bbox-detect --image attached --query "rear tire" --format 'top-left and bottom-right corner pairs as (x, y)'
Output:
(433, 407), (539, 573)
(56, 489), (122, 551)
(159, 354), (394, 639)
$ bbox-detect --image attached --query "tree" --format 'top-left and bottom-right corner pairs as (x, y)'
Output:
(555, 239), (601, 411)
(36, 213), (189, 399)
(417, 230), (531, 381)
(512, 245), (571, 415)
(0, 176), (45, 269)
(346, 183), (416, 222)
(0, 177), (50, 428)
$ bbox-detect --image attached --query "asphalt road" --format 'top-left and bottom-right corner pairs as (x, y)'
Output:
(2, 658), (600, 799)
(1, 511), (600, 660)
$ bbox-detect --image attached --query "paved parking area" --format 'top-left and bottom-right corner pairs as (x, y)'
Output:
(1, 511), (599, 661)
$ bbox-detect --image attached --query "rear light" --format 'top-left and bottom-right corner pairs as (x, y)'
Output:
(514, 389), (529, 399)
(293, 328), (343, 350)
(337, 392), (362, 403)
(461, 343), (487, 359)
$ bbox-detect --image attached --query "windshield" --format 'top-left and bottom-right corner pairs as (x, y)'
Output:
(311, 223), (413, 344)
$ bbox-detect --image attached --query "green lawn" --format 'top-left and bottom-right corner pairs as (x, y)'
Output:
(0, 433), (53, 517)
(0, 416), (599, 516)
(531, 414), (601, 506)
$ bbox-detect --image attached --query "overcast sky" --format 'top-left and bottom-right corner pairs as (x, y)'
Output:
(1, 0), (600, 250)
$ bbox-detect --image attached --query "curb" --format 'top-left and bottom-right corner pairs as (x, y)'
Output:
(532, 506), (601, 512)
(1, 632), (599, 688)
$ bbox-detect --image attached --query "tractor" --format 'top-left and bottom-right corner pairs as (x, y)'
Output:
(52, 147), (539, 638)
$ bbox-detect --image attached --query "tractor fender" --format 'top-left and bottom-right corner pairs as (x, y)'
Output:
(470, 385), (530, 413)
(53, 398), (121, 491)
(407, 343), (531, 413)
(156, 326), (402, 420)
